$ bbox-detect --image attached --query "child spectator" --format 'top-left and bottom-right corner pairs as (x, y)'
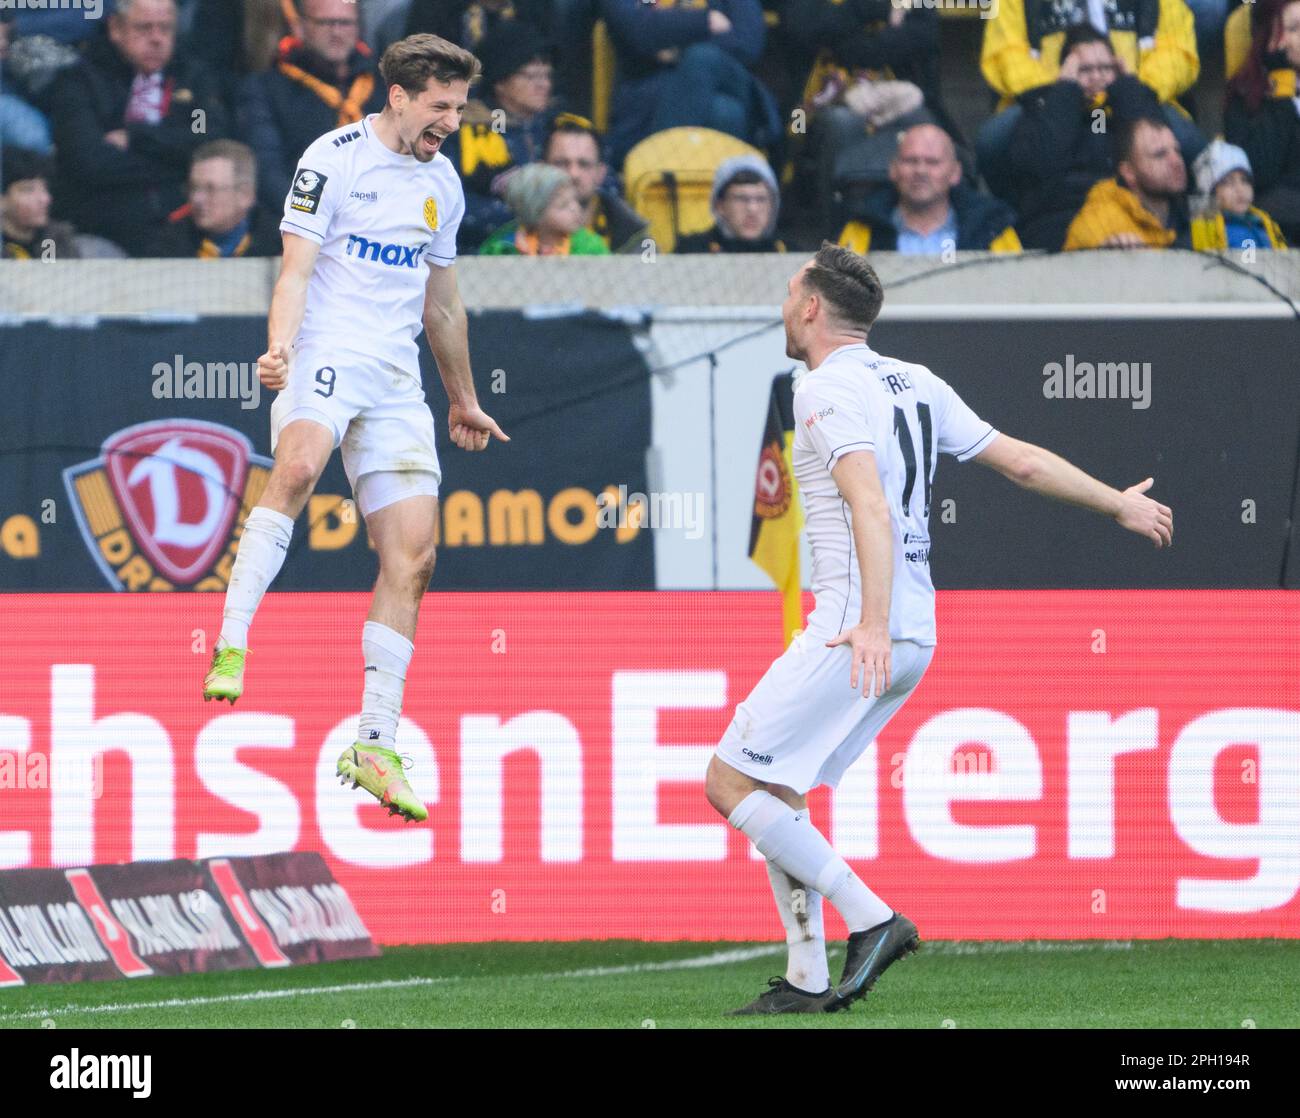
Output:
(1190, 139), (1287, 248)
(479, 162), (611, 254)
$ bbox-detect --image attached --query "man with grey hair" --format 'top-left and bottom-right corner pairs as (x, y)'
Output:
(46, 0), (229, 255)
(706, 243), (1172, 1015)
(151, 139), (283, 257)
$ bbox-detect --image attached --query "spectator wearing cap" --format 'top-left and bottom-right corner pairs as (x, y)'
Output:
(674, 155), (787, 252)
(1006, 25), (1163, 250)
(151, 139), (284, 256)
(544, 113), (649, 253)
(45, 0), (230, 257)
(599, 0), (783, 168)
(1064, 115), (1191, 249)
(238, 0), (387, 212)
(978, 0), (1203, 201)
(478, 162), (611, 254)
(838, 123), (1021, 254)
(1225, 0), (1300, 241)
(1, 148), (79, 260)
(1190, 139), (1287, 249)
(441, 20), (559, 252)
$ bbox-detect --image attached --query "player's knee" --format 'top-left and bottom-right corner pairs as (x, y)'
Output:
(413, 540), (437, 585)
(275, 455), (323, 499)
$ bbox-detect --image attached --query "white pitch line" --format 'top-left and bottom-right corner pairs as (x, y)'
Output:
(0, 940), (1135, 1023)
(0, 945), (785, 1023)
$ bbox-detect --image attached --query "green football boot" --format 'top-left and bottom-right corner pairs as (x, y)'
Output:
(203, 643), (247, 705)
(336, 743), (428, 823)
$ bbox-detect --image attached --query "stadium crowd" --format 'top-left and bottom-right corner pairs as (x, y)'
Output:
(1, 0), (1296, 259)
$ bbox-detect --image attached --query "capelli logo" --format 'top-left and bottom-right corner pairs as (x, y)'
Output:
(741, 748), (774, 765)
(49, 1050), (151, 1098)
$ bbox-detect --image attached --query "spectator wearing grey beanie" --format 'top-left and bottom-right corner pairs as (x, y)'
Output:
(478, 162), (610, 254)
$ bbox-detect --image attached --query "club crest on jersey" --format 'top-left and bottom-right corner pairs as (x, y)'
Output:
(423, 197), (439, 232)
(63, 420), (273, 592)
(290, 169), (328, 214)
(754, 441), (791, 519)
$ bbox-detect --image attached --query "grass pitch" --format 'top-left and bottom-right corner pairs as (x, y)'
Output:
(1, 939), (1295, 1029)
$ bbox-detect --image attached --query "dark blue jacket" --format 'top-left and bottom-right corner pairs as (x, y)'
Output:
(848, 181), (1019, 251)
(599, 0), (765, 84)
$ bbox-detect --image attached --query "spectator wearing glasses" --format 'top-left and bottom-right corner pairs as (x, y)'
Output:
(151, 139), (283, 256)
(978, 0), (1203, 201)
(45, 0), (229, 257)
(441, 21), (559, 252)
(1006, 25), (1163, 250)
(544, 113), (649, 253)
(238, 0), (387, 212)
(674, 155), (787, 253)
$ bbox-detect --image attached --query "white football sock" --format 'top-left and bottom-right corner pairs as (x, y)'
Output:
(356, 621), (414, 750)
(219, 506), (294, 648)
(765, 856), (829, 993)
(730, 790), (893, 933)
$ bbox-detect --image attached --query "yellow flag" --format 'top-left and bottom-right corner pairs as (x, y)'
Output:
(748, 372), (803, 645)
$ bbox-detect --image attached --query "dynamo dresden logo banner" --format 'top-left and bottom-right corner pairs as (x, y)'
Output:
(63, 420), (272, 592)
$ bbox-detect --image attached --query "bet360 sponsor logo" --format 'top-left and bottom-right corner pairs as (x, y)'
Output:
(62, 420), (272, 591)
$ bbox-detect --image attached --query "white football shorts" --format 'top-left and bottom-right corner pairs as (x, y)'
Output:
(714, 633), (934, 794)
(270, 339), (441, 517)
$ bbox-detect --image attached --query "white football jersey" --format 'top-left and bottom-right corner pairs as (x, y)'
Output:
(792, 341), (997, 646)
(280, 115), (465, 370)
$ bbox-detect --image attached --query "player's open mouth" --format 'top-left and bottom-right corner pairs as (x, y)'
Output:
(421, 131), (443, 154)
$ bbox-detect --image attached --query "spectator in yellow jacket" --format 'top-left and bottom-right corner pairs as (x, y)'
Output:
(977, 0), (1204, 199)
(1064, 116), (1191, 248)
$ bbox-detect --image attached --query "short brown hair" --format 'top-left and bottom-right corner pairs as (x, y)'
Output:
(801, 242), (884, 334)
(380, 33), (481, 95)
(192, 139), (257, 189)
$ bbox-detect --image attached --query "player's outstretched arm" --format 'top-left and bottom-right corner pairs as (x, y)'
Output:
(827, 449), (894, 698)
(258, 232), (321, 390)
(422, 262), (509, 452)
(974, 434), (1174, 547)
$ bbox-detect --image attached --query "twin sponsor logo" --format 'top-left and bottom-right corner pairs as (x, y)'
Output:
(803, 406), (834, 429)
(289, 169), (328, 215)
(345, 234), (424, 268)
(50, 1050), (151, 1099)
(62, 419), (272, 591)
